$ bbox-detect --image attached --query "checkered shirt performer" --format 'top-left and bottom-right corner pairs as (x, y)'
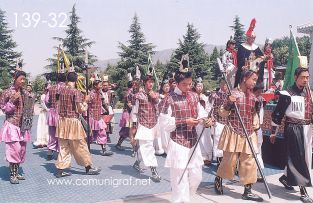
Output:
(131, 74), (162, 182)
(54, 70), (101, 178)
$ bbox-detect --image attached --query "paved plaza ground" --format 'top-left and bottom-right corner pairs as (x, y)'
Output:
(0, 114), (311, 202)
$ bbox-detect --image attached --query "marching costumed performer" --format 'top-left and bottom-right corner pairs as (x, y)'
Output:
(127, 78), (141, 157)
(33, 83), (50, 148)
(55, 67), (101, 178)
(0, 63), (35, 184)
(193, 77), (213, 166)
(88, 73), (113, 156)
(209, 78), (229, 167)
(215, 70), (263, 202)
(253, 83), (266, 182)
(101, 75), (115, 143)
(234, 18), (263, 88)
(262, 39), (274, 90)
(158, 55), (214, 202)
(270, 64), (313, 203)
(46, 68), (67, 160)
(157, 79), (171, 153)
(131, 73), (162, 182)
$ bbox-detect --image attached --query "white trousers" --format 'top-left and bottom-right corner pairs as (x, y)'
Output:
(256, 128), (264, 169)
(212, 122), (224, 159)
(154, 137), (165, 155)
(198, 127), (213, 161)
(138, 140), (158, 167)
(170, 166), (202, 203)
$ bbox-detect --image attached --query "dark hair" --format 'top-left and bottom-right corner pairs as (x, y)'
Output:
(143, 74), (155, 83)
(58, 73), (67, 82)
(174, 70), (192, 84)
(67, 72), (78, 82)
(294, 67), (309, 77)
(14, 71), (26, 80)
(169, 78), (176, 84)
(226, 40), (235, 48)
(219, 78), (226, 84)
(240, 70), (257, 83)
(93, 80), (102, 87)
(263, 43), (272, 52)
(127, 81), (133, 88)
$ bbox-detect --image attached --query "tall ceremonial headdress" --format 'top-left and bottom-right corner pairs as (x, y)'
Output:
(246, 18), (256, 37)
(179, 54), (190, 73)
(11, 59), (26, 81)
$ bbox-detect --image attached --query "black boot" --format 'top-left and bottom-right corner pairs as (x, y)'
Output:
(56, 169), (72, 178)
(279, 175), (294, 190)
(214, 176), (223, 195)
(115, 137), (125, 151)
(100, 144), (113, 156)
(9, 163), (19, 184)
(242, 184), (263, 202)
(133, 160), (144, 173)
(300, 186), (313, 203)
(16, 164), (25, 180)
(150, 167), (161, 182)
(85, 165), (101, 175)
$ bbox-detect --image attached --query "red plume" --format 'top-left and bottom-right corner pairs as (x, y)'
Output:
(246, 18), (256, 37)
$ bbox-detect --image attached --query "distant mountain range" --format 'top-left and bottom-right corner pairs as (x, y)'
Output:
(94, 44), (225, 70)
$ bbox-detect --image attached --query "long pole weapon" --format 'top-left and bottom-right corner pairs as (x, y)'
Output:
(217, 58), (272, 199)
(84, 50), (91, 151)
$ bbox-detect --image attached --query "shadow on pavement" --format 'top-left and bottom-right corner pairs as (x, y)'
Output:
(0, 166), (9, 181)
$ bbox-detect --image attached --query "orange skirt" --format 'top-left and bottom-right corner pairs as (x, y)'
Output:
(56, 117), (86, 140)
(218, 125), (258, 154)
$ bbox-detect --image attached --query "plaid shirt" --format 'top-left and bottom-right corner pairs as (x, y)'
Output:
(0, 86), (24, 127)
(48, 82), (66, 110)
(210, 90), (229, 125)
(159, 88), (199, 148)
(89, 89), (102, 121)
(225, 88), (257, 136)
(58, 85), (83, 118)
(136, 91), (158, 129)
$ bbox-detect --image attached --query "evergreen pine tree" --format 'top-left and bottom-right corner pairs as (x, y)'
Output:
(210, 47), (221, 80)
(168, 23), (211, 82)
(0, 8), (22, 89)
(47, 4), (95, 72)
(115, 14), (155, 99)
(230, 15), (245, 49)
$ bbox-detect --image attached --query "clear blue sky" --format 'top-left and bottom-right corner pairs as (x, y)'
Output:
(1, 0), (313, 77)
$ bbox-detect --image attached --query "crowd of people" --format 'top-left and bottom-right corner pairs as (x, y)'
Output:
(0, 18), (312, 203)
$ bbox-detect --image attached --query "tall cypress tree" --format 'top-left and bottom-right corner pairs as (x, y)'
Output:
(0, 8), (22, 89)
(47, 4), (95, 72)
(230, 15), (245, 49)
